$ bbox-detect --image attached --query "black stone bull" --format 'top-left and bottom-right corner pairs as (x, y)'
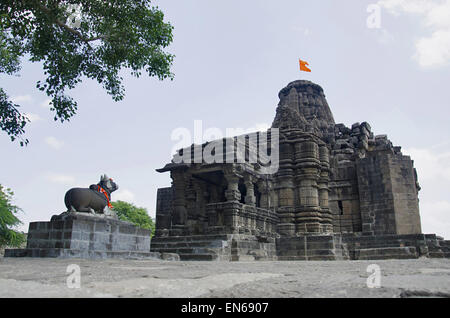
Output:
(64, 175), (119, 213)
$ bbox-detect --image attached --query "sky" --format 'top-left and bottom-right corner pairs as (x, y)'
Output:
(1, 0), (449, 238)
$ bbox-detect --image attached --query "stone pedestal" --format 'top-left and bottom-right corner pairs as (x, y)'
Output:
(5, 212), (159, 259)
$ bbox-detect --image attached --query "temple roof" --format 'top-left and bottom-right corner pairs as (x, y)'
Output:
(272, 80), (335, 134)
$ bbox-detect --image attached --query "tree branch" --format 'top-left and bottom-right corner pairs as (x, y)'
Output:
(34, 1), (107, 44)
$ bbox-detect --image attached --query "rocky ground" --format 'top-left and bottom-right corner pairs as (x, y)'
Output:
(0, 257), (449, 298)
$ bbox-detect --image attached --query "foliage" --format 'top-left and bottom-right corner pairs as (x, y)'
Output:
(0, 184), (26, 247)
(0, 0), (174, 145)
(112, 200), (155, 236)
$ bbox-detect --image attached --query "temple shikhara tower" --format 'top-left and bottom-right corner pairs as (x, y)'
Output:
(152, 80), (449, 261)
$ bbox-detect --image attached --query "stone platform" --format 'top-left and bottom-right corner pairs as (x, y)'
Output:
(277, 233), (450, 261)
(5, 212), (159, 259)
(276, 235), (349, 261)
(150, 233), (450, 261)
(151, 234), (277, 261)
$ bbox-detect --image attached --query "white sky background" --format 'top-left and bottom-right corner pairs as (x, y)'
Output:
(1, 0), (449, 237)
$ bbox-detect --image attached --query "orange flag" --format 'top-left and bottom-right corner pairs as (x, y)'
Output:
(299, 59), (311, 72)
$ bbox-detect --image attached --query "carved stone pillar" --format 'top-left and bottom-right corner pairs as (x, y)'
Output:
(257, 179), (272, 209)
(192, 179), (207, 234)
(275, 178), (296, 236)
(295, 140), (322, 234)
(244, 174), (256, 206)
(224, 166), (242, 202)
(225, 175), (240, 201)
(276, 141), (296, 236)
(318, 144), (333, 233)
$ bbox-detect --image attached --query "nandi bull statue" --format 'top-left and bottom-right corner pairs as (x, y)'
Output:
(64, 174), (119, 215)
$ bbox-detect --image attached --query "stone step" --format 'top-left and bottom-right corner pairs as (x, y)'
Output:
(354, 239), (420, 244)
(277, 249), (341, 258)
(307, 255), (340, 261)
(356, 243), (417, 249)
(277, 255), (338, 261)
(358, 247), (418, 255)
(5, 248), (161, 259)
(277, 256), (308, 261)
(151, 247), (196, 254)
(231, 254), (256, 262)
(151, 235), (237, 262)
(429, 251), (445, 258)
(356, 247), (418, 260)
(151, 246), (226, 255)
(358, 254), (418, 260)
(179, 253), (219, 261)
(310, 248), (344, 257)
(151, 234), (231, 243)
(278, 243), (336, 251)
(151, 240), (228, 249)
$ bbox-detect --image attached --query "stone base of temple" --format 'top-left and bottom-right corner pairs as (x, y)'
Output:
(149, 232), (450, 261)
(4, 212), (159, 260)
(151, 234), (277, 261)
(277, 235), (349, 261)
(277, 233), (450, 261)
(4, 248), (161, 259)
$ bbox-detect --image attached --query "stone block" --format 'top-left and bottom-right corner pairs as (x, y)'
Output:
(119, 224), (138, 235)
(94, 222), (111, 233)
(161, 253), (180, 261)
(5, 212), (154, 259)
(73, 221), (94, 232)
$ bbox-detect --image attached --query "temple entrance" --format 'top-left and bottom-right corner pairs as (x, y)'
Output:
(192, 170), (227, 204)
(238, 180), (246, 204)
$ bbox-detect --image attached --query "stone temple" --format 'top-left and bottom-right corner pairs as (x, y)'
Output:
(152, 80), (449, 261)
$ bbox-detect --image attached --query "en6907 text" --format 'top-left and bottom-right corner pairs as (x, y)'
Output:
(225, 303), (268, 313)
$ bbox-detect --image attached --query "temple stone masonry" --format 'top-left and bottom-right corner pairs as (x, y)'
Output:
(5, 213), (161, 259)
(152, 80), (450, 261)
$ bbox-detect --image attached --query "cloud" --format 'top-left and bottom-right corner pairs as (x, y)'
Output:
(113, 189), (136, 202)
(11, 95), (32, 104)
(40, 99), (52, 109)
(378, 0), (436, 15)
(47, 174), (76, 186)
(420, 200), (450, 238)
(375, 28), (395, 45)
(403, 146), (450, 182)
(45, 136), (64, 150)
(24, 113), (43, 123)
(403, 145), (450, 238)
(378, 0), (450, 68)
(252, 122), (271, 132)
(292, 25), (311, 36)
(414, 29), (450, 67)
(225, 122), (271, 137)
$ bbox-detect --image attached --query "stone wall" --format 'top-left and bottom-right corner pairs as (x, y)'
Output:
(6, 213), (153, 259)
(205, 202), (278, 236)
(357, 151), (397, 235)
(277, 235), (348, 261)
(155, 187), (173, 237)
(390, 154), (422, 234)
(356, 150), (421, 236)
(151, 234), (277, 261)
(329, 162), (362, 233)
(328, 122), (373, 234)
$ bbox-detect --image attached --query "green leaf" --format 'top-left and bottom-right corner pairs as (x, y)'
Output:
(0, 0), (174, 145)
(111, 200), (155, 237)
(0, 184), (26, 247)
